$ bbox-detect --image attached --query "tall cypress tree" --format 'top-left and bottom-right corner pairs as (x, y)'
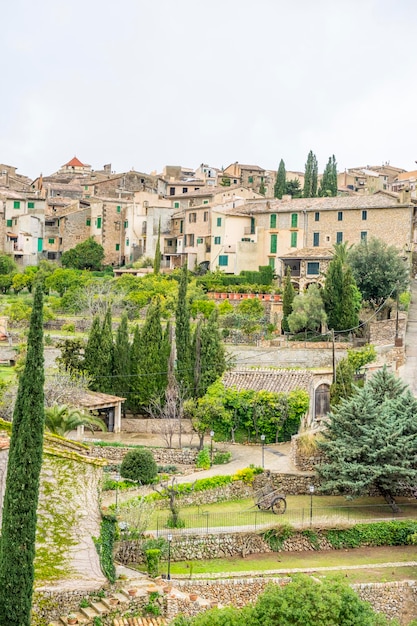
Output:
(84, 310), (114, 392)
(128, 324), (141, 412)
(0, 286), (45, 626)
(193, 310), (226, 398)
(83, 315), (102, 390)
(175, 266), (192, 395)
(154, 219), (161, 275)
(323, 245), (361, 332)
(101, 307), (114, 393)
(274, 159), (287, 198)
(281, 266), (295, 333)
(303, 150), (318, 198)
(113, 313), (130, 401)
(319, 155), (338, 197)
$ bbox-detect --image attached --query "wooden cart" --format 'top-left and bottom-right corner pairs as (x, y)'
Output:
(255, 483), (287, 514)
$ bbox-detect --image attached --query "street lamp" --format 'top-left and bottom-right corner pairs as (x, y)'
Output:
(210, 431), (214, 464)
(261, 434), (266, 468)
(309, 484), (315, 528)
(167, 532), (173, 581)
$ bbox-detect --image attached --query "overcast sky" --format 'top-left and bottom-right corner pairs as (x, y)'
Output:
(2, 0), (417, 179)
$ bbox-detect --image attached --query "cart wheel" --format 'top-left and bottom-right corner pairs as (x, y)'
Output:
(272, 497), (287, 514)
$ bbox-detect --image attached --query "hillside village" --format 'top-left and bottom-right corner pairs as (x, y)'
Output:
(1, 155), (417, 625)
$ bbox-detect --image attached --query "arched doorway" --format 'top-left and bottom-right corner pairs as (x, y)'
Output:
(315, 383), (330, 420)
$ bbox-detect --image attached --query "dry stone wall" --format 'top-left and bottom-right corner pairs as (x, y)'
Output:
(87, 444), (198, 466)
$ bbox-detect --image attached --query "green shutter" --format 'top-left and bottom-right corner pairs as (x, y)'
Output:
(269, 257), (275, 269)
(219, 255), (228, 266)
(214, 236), (221, 245)
(13, 201), (20, 209)
(37, 238), (43, 252)
(116, 243), (120, 251)
(270, 234), (277, 254)
(124, 220), (128, 228)
(86, 219), (91, 226)
(174, 202), (180, 208)
(6, 220), (12, 227)
(291, 213), (298, 227)
(117, 205), (121, 213)
(291, 231), (297, 247)
(250, 217), (255, 234)
(217, 217), (222, 226)
(270, 214), (277, 228)
(126, 238), (129, 246)
(97, 217), (102, 228)
(28, 201), (35, 209)
(48, 238), (55, 244)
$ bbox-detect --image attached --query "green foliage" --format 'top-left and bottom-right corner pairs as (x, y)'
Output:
(45, 268), (86, 297)
(319, 367), (417, 510)
(193, 310), (227, 399)
(0, 254), (17, 275)
(0, 286), (45, 626)
(399, 291), (411, 311)
(120, 448), (158, 485)
(213, 450), (232, 465)
(196, 447), (211, 469)
(94, 515), (116, 583)
(56, 338), (85, 374)
(12, 272), (32, 294)
(61, 237), (105, 271)
(324, 520), (417, 550)
(322, 247), (361, 331)
(154, 220), (161, 275)
(145, 549), (161, 578)
(274, 159), (287, 199)
(79, 598), (90, 608)
(0, 273), (13, 293)
(303, 150), (318, 198)
(263, 525), (295, 550)
(318, 154), (338, 197)
(281, 266), (295, 333)
(144, 591), (161, 616)
(61, 322), (75, 332)
(190, 299), (216, 319)
(45, 404), (107, 437)
(232, 466), (261, 484)
(175, 266), (193, 395)
(197, 266), (273, 291)
(349, 237), (409, 309)
(113, 313), (130, 400)
(287, 285), (327, 333)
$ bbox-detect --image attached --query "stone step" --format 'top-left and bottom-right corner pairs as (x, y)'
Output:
(79, 605), (100, 620)
(58, 612), (89, 625)
(90, 600), (108, 614)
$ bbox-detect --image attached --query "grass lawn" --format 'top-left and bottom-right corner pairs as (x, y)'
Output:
(131, 546), (417, 584)
(0, 365), (16, 382)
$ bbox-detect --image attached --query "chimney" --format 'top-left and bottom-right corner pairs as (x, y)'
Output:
(399, 187), (411, 204)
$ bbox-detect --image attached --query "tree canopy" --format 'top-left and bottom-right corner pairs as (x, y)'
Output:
(348, 238), (409, 309)
(274, 159), (286, 199)
(322, 244), (361, 332)
(303, 150), (318, 198)
(287, 284), (327, 334)
(318, 154), (338, 197)
(61, 237), (105, 270)
(319, 367), (417, 511)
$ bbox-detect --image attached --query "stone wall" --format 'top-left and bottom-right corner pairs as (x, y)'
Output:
(290, 432), (324, 471)
(87, 444), (198, 466)
(369, 316), (407, 346)
(120, 418), (195, 435)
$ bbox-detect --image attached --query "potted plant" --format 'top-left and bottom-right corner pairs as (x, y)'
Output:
(128, 588), (138, 597)
(109, 597), (120, 605)
(67, 614), (78, 625)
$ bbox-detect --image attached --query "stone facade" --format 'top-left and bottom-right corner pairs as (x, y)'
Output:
(87, 444), (198, 465)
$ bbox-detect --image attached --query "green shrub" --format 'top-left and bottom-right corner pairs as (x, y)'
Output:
(145, 549), (161, 578)
(196, 447), (211, 470)
(61, 322), (75, 332)
(120, 448), (158, 485)
(93, 515), (116, 582)
(157, 464), (177, 474)
(212, 450), (232, 465)
(263, 525), (294, 550)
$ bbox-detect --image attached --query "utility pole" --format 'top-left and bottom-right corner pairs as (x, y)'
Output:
(332, 329), (336, 383)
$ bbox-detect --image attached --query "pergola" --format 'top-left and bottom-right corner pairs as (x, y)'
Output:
(76, 390), (126, 435)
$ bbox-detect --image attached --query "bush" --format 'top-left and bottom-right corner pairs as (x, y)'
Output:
(61, 322), (75, 332)
(120, 449), (158, 485)
(212, 450), (232, 465)
(145, 548), (160, 578)
(196, 447), (211, 470)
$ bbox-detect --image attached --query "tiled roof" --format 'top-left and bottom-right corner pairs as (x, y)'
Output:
(64, 156), (86, 167)
(280, 247), (333, 260)
(222, 368), (314, 394)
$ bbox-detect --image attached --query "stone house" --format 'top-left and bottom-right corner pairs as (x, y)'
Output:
(221, 163), (270, 195)
(0, 190), (46, 266)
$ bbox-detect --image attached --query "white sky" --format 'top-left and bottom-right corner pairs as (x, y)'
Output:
(2, 0), (417, 179)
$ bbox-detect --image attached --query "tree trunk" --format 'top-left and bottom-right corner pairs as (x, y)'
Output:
(379, 487), (400, 513)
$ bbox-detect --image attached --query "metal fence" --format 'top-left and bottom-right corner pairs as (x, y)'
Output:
(152, 503), (417, 537)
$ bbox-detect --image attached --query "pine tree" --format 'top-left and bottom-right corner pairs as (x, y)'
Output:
(274, 159), (286, 199)
(175, 266), (192, 395)
(303, 150), (318, 198)
(319, 368), (417, 511)
(193, 310), (226, 398)
(281, 266), (295, 333)
(0, 286), (45, 626)
(113, 313), (130, 402)
(154, 219), (161, 274)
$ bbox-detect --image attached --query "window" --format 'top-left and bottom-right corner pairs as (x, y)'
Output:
(116, 243), (120, 251)
(270, 234), (277, 254)
(37, 238), (43, 252)
(336, 232), (343, 244)
(203, 200), (209, 204)
(204, 211), (208, 222)
(189, 212), (197, 223)
(97, 217), (102, 228)
(126, 238), (130, 246)
(6, 220), (12, 227)
(117, 205), (121, 213)
(174, 201), (180, 208)
(167, 240), (173, 246)
(86, 218), (91, 226)
(182, 187), (188, 193)
(270, 214), (277, 228)
(291, 231), (297, 247)
(313, 232), (320, 247)
(13, 201), (20, 209)
(291, 213), (298, 228)
(187, 234), (195, 246)
(338, 211), (343, 221)
(216, 217), (222, 227)
(214, 236), (221, 245)
(28, 201), (35, 209)
(84, 185), (89, 191)
(307, 262), (320, 275)
(180, 221), (183, 234)
(197, 237), (203, 244)
(362, 210), (367, 220)
(170, 187), (175, 196)
(124, 220), (128, 228)
(48, 238), (55, 244)
(315, 212), (320, 222)
(250, 217), (255, 234)
(248, 176), (253, 183)
(219, 255), (228, 266)
(268, 257), (275, 269)
(361, 231), (367, 240)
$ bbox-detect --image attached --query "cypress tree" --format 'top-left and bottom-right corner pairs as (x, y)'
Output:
(113, 313), (130, 401)
(303, 150), (318, 198)
(193, 310), (226, 398)
(0, 286), (45, 626)
(84, 310), (114, 393)
(100, 307), (114, 393)
(274, 159), (287, 199)
(281, 266), (295, 333)
(323, 245), (361, 332)
(83, 315), (102, 390)
(319, 155), (338, 197)
(128, 324), (141, 412)
(175, 266), (192, 395)
(154, 219), (161, 275)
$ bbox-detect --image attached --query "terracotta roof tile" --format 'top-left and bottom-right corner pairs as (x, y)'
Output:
(223, 368), (314, 394)
(64, 156), (86, 167)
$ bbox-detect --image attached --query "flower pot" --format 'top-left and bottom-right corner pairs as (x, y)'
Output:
(189, 593), (198, 602)
(109, 597), (120, 605)
(67, 619), (78, 625)
(128, 588), (138, 596)
(163, 585), (173, 594)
